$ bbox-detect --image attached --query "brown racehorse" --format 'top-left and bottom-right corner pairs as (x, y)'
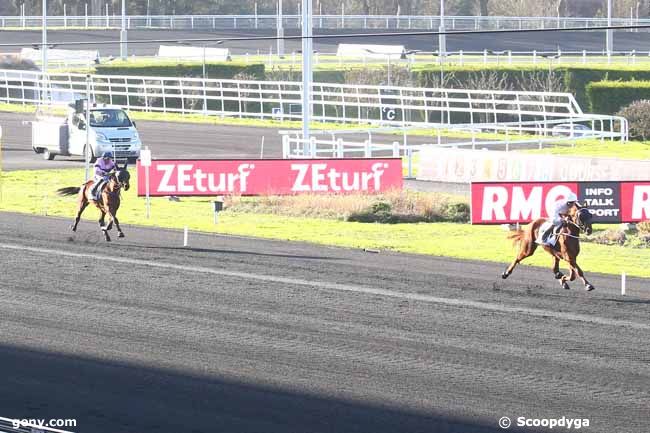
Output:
(501, 206), (595, 291)
(57, 166), (131, 242)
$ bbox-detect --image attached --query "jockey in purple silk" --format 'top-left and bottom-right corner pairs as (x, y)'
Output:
(91, 152), (117, 200)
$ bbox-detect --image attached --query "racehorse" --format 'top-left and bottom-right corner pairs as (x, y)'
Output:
(57, 165), (130, 242)
(501, 206), (595, 291)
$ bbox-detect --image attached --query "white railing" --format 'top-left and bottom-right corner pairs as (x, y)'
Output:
(281, 119), (626, 163)
(0, 14), (646, 31)
(0, 68), (626, 138)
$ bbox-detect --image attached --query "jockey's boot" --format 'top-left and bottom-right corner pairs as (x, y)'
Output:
(541, 225), (554, 243)
(91, 181), (103, 201)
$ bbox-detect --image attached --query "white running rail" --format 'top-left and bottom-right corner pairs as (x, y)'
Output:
(0, 68), (627, 139)
(0, 14), (647, 31)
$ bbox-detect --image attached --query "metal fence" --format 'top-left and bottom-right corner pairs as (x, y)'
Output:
(0, 68), (627, 138)
(0, 14), (646, 31)
(280, 121), (625, 165)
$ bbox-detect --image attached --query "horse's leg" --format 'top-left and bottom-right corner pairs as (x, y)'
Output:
(569, 259), (595, 291)
(106, 214), (114, 231)
(99, 210), (111, 242)
(105, 209), (124, 238)
(71, 200), (88, 232)
(502, 238), (537, 279)
(112, 214), (125, 238)
(552, 256), (564, 280)
(557, 261), (572, 290)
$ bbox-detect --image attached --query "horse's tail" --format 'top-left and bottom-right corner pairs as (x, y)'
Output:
(506, 229), (525, 247)
(57, 186), (81, 196)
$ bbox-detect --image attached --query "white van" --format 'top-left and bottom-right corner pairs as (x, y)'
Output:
(32, 104), (142, 162)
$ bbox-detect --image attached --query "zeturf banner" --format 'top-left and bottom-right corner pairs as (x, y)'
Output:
(137, 158), (403, 196)
(471, 181), (650, 224)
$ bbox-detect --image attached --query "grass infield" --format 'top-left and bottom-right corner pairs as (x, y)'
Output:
(0, 168), (648, 278)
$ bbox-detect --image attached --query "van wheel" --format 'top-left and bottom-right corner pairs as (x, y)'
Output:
(84, 146), (97, 163)
(43, 149), (56, 160)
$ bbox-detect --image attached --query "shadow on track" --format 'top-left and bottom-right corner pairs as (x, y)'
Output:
(602, 298), (650, 305)
(119, 243), (340, 261)
(0, 344), (537, 433)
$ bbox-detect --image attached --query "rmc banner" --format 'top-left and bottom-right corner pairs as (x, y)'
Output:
(137, 158), (403, 196)
(471, 181), (650, 224)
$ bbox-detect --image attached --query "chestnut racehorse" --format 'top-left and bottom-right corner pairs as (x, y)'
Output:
(501, 206), (595, 291)
(57, 166), (131, 242)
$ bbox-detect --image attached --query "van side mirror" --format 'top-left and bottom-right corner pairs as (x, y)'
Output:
(78, 123), (86, 130)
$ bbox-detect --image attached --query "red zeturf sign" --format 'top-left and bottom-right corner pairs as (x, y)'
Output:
(137, 159), (403, 196)
(471, 181), (650, 224)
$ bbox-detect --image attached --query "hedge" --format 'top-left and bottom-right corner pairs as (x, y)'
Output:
(563, 66), (650, 110)
(415, 65), (650, 109)
(586, 80), (650, 114)
(95, 61), (265, 80)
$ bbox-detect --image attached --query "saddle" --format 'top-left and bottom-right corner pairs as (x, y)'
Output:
(536, 221), (558, 247)
(90, 179), (108, 201)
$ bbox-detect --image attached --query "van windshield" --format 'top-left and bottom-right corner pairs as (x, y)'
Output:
(89, 109), (132, 128)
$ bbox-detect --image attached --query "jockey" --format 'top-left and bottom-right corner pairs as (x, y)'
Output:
(91, 152), (117, 200)
(542, 193), (581, 242)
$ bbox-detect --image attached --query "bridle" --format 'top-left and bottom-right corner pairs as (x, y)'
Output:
(561, 208), (592, 238)
(108, 170), (130, 193)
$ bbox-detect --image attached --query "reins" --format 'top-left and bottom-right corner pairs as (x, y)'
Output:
(558, 216), (585, 239)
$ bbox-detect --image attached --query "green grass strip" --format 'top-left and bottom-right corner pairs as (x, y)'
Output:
(0, 168), (647, 278)
(525, 139), (650, 160)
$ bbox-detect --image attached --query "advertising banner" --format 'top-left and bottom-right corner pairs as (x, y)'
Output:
(137, 158), (403, 196)
(418, 147), (650, 183)
(471, 181), (650, 224)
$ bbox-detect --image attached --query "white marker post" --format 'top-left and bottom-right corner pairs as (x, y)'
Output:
(621, 272), (626, 296)
(183, 226), (189, 247)
(140, 146), (152, 218)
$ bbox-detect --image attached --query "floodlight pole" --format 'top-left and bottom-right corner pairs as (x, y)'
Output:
(120, 0), (128, 60)
(85, 75), (92, 182)
(42, 0), (47, 75)
(301, 0), (312, 152)
(438, 0), (446, 60)
(606, 0), (613, 56)
(277, 0), (285, 56)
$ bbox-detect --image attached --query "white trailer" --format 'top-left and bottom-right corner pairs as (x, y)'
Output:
(32, 105), (142, 162)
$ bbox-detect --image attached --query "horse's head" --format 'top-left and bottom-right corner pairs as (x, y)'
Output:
(115, 165), (131, 191)
(573, 207), (593, 235)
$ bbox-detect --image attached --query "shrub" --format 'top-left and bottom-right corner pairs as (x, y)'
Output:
(617, 100), (650, 140)
(638, 220), (650, 235)
(588, 229), (627, 245)
(224, 191), (470, 224)
(442, 202), (471, 223)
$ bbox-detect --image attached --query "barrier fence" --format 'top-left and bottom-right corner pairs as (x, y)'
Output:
(0, 14), (647, 32)
(1, 69), (625, 132)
